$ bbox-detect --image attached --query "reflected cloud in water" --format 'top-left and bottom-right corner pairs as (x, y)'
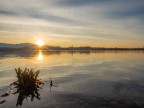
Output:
(0, 51), (144, 107)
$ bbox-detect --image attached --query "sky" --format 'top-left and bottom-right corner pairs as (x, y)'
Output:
(0, 0), (144, 47)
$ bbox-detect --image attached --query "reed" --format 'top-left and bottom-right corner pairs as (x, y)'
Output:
(10, 67), (43, 106)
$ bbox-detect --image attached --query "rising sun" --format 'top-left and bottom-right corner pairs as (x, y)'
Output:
(36, 40), (44, 47)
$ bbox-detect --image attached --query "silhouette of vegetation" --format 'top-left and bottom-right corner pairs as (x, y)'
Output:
(9, 68), (43, 106)
(0, 43), (144, 51)
(49, 78), (58, 92)
(0, 68), (59, 106)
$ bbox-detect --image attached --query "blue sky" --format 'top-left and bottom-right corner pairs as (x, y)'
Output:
(0, 0), (144, 47)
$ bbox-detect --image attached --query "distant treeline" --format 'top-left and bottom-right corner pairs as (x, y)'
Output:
(47, 46), (144, 51)
(0, 46), (144, 51)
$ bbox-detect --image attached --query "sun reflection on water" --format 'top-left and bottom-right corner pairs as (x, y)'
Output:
(37, 51), (44, 61)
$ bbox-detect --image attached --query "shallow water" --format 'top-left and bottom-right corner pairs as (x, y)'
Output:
(0, 50), (144, 108)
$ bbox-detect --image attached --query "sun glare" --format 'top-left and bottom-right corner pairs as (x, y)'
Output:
(36, 40), (44, 47)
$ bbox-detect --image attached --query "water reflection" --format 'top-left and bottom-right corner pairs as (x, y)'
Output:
(49, 78), (58, 92)
(0, 51), (144, 108)
(37, 50), (44, 61)
(14, 87), (41, 106)
(0, 50), (143, 58)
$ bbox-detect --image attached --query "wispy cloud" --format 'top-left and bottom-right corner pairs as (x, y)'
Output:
(0, 0), (144, 47)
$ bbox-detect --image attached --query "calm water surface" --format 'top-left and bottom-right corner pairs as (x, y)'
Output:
(0, 51), (144, 108)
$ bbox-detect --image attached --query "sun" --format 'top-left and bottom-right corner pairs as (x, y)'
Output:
(36, 40), (44, 47)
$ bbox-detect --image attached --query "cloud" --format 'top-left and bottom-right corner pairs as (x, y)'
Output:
(104, 2), (144, 19)
(54, 0), (115, 6)
(0, 7), (86, 26)
(0, 0), (144, 47)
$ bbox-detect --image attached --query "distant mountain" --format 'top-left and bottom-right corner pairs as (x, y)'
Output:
(0, 43), (35, 48)
(0, 43), (38, 51)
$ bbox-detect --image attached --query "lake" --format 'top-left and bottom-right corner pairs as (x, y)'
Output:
(0, 50), (144, 108)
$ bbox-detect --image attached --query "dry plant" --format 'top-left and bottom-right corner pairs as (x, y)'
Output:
(10, 67), (43, 106)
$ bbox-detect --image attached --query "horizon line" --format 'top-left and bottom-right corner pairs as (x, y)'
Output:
(0, 42), (144, 49)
